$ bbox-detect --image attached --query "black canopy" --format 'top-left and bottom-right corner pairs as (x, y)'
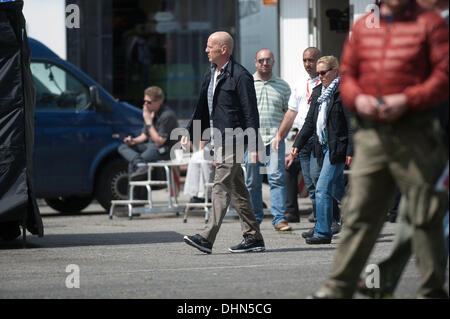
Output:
(0, 1), (43, 240)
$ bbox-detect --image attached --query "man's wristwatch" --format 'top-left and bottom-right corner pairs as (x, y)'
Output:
(145, 122), (152, 130)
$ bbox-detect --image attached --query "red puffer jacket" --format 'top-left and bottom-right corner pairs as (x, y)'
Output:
(340, 4), (449, 116)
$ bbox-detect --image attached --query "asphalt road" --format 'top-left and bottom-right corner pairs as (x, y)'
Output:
(0, 190), (448, 301)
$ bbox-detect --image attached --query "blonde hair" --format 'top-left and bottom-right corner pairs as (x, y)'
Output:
(144, 86), (165, 102)
(317, 56), (339, 70)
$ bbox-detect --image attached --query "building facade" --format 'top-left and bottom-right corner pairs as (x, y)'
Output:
(23, 0), (376, 119)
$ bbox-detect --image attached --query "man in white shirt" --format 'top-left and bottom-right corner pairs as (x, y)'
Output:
(273, 47), (321, 223)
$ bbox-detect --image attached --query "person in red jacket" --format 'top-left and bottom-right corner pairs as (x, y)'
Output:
(310, 0), (449, 298)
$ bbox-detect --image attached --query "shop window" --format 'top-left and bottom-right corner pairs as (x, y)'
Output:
(112, 0), (237, 119)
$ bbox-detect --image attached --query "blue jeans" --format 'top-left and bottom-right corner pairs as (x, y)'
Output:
(314, 146), (346, 239)
(245, 141), (286, 227)
(118, 142), (168, 176)
(333, 166), (346, 203)
(298, 139), (321, 204)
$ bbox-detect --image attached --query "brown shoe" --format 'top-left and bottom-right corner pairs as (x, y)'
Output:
(274, 221), (292, 231)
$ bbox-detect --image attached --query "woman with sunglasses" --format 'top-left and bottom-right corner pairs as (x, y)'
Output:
(286, 56), (353, 244)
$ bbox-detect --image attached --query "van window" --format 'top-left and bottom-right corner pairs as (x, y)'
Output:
(31, 62), (90, 111)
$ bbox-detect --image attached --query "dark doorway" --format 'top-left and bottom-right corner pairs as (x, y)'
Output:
(112, 0), (238, 119)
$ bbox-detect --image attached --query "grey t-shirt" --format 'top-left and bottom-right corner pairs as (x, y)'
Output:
(142, 104), (178, 147)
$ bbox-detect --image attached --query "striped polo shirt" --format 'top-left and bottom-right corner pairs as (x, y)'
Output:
(253, 73), (291, 145)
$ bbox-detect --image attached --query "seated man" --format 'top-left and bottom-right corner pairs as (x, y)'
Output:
(118, 86), (178, 180)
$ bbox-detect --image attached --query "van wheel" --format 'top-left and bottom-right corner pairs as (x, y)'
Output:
(45, 196), (93, 214)
(95, 159), (129, 211)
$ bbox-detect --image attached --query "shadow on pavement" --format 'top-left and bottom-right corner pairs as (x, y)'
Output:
(0, 231), (183, 250)
(39, 211), (107, 218)
(267, 247), (336, 253)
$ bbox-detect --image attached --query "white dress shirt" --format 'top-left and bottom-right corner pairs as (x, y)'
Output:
(288, 75), (320, 130)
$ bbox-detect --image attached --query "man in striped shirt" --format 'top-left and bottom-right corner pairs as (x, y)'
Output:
(245, 49), (292, 231)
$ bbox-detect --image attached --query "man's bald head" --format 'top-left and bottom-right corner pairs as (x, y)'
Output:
(255, 48), (275, 79)
(255, 48), (274, 59)
(209, 31), (234, 54)
(206, 31), (234, 67)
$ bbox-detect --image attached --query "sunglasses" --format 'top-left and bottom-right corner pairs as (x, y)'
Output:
(318, 69), (332, 76)
(143, 99), (152, 105)
(257, 58), (273, 64)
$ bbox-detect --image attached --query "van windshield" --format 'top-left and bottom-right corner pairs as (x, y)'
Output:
(31, 61), (90, 112)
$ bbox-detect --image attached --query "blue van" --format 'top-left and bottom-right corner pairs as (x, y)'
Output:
(29, 38), (143, 213)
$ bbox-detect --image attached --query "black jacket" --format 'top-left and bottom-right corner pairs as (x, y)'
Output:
(293, 84), (353, 165)
(186, 56), (260, 151)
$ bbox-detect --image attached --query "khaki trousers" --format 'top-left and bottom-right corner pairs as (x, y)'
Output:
(320, 114), (448, 298)
(374, 194), (448, 298)
(200, 147), (262, 244)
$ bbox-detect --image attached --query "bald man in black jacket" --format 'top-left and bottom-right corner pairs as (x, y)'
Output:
(182, 31), (265, 254)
